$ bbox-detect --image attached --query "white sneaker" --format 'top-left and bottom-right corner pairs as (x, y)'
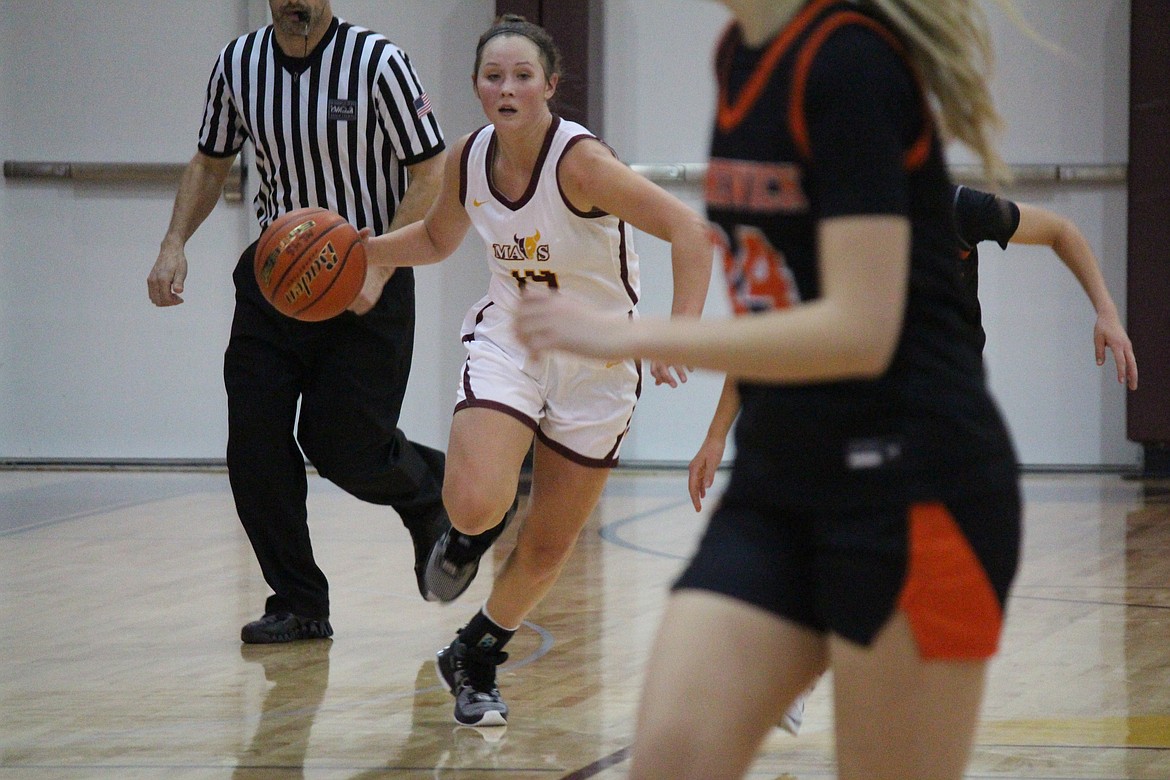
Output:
(778, 690), (806, 736)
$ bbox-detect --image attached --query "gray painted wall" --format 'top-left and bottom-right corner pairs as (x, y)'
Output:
(0, 0), (1139, 468)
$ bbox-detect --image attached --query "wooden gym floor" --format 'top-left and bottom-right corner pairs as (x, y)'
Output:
(1, 466), (1168, 778)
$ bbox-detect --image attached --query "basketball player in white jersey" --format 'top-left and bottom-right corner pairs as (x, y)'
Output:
(363, 15), (713, 726)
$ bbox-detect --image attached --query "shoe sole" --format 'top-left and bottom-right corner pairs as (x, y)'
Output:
(777, 693), (806, 735)
(456, 709), (507, 727)
(240, 623), (333, 644)
(435, 646), (508, 726)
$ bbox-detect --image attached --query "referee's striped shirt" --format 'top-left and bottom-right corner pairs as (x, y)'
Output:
(197, 17), (445, 235)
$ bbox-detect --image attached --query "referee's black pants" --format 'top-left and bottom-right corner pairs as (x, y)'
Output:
(224, 245), (444, 620)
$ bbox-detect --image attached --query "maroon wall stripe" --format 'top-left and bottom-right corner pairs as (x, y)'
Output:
(1127, 1), (1170, 469)
(495, 0), (598, 128)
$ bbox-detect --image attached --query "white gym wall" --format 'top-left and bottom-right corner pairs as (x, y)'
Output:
(0, 0), (1139, 469)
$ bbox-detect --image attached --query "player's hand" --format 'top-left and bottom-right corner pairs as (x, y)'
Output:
(349, 263), (390, 315)
(514, 287), (630, 360)
(687, 435), (725, 512)
(1094, 312), (1138, 390)
(651, 361), (691, 388)
(349, 227), (389, 315)
(147, 241), (188, 306)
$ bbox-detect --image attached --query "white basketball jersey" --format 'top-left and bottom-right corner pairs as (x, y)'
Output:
(460, 116), (641, 315)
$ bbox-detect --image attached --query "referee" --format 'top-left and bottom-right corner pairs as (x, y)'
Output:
(148, 0), (451, 644)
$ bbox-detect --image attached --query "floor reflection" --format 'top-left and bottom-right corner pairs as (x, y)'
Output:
(234, 639), (332, 779)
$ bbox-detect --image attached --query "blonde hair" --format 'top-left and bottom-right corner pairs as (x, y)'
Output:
(862, 0), (1015, 183)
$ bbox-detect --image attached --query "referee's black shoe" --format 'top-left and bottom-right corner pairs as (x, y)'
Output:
(240, 612), (333, 644)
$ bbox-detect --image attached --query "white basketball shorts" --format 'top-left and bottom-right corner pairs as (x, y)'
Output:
(453, 296), (641, 467)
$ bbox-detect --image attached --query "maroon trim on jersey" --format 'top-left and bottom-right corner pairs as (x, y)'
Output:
(485, 115), (562, 212)
(789, 11), (934, 172)
(632, 355), (643, 401)
(618, 226), (638, 306)
(557, 135), (610, 218)
(553, 133), (637, 306)
(461, 300), (495, 343)
(459, 125), (489, 207)
(716, 0), (833, 134)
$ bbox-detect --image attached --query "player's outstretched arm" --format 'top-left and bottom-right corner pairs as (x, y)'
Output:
(350, 150), (450, 314)
(559, 139), (714, 388)
(364, 136), (471, 271)
(1012, 203), (1138, 389)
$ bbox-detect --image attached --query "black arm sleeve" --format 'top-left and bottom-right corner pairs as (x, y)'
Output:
(952, 185), (1021, 251)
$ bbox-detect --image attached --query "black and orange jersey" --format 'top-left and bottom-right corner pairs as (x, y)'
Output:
(951, 185), (1022, 351)
(708, 0), (1016, 508)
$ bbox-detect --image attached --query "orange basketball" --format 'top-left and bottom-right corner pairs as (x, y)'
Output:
(253, 207), (367, 322)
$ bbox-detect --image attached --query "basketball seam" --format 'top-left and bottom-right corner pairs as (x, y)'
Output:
(254, 210), (365, 322)
(286, 222), (361, 319)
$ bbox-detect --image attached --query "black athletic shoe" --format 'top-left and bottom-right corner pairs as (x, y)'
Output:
(404, 504), (452, 599)
(423, 507), (514, 603)
(423, 529), (482, 603)
(240, 612), (333, 644)
(435, 638), (509, 726)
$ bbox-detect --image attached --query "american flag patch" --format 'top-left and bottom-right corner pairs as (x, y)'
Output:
(413, 92), (432, 118)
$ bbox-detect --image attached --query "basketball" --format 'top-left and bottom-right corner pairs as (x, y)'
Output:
(253, 207), (367, 322)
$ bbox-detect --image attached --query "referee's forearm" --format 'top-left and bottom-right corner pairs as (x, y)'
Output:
(162, 153), (233, 247)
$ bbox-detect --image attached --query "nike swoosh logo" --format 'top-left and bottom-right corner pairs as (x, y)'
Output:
(605, 360), (625, 369)
(472, 198), (487, 207)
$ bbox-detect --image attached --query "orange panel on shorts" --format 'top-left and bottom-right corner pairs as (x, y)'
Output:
(897, 502), (1002, 660)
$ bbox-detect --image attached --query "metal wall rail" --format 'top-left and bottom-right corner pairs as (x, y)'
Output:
(2, 160), (245, 202)
(3, 159), (1123, 198)
(629, 162), (1128, 185)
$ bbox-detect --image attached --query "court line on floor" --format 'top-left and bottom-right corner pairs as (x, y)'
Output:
(559, 745), (631, 779)
(596, 498), (695, 560)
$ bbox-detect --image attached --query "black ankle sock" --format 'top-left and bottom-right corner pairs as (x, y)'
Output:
(457, 609), (515, 652)
(449, 511), (511, 561)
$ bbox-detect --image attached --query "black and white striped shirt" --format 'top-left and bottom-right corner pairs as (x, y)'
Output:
(197, 17), (445, 235)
